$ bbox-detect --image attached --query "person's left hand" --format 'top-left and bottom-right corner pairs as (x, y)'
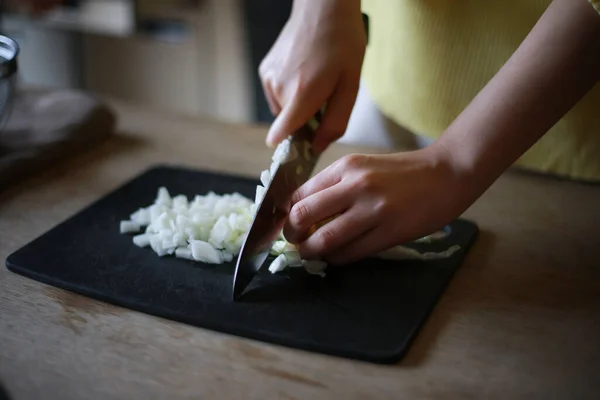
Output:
(283, 143), (473, 264)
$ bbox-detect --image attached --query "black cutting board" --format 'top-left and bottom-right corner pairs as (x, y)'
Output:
(5, 165), (478, 364)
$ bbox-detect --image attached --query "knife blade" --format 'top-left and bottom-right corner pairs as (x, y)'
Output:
(232, 114), (322, 300)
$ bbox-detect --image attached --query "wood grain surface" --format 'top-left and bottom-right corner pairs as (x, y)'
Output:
(1, 99), (599, 400)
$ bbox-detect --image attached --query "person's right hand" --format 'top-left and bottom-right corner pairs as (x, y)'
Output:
(259, 0), (366, 153)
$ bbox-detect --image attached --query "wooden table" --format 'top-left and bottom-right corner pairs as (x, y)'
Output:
(1, 100), (599, 400)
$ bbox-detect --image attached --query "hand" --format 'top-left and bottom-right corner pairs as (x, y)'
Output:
(283, 143), (474, 264)
(259, 0), (366, 153)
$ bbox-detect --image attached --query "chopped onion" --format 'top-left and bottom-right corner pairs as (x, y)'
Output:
(149, 204), (166, 223)
(133, 233), (150, 247)
(268, 254), (288, 273)
(222, 251), (234, 262)
(175, 247), (193, 260)
(130, 208), (150, 225)
(255, 185), (266, 205)
(270, 240), (296, 255)
(191, 240), (223, 264)
(272, 139), (291, 164)
(376, 244), (461, 260)
(150, 235), (168, 257)
(413, 230), (449, 244)
(120, 148), (462, 277)
(260, 169), (271, 186)
(269, 161), (279, 177)
(208, 215), (229, 249)
(172, 195), (188, 211)
(272, 137), (300, 165)
(120, 220), (140, 234)
(156, 186), (172, 206)
(284, 251), (303, 267)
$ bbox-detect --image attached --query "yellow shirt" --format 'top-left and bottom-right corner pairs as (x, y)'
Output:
(361, 0), (600, 181)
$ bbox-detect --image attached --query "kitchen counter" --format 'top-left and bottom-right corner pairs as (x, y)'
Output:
(1, 99), (599, 400)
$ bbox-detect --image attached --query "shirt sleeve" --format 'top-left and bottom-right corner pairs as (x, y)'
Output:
(590, 0), (600, 15)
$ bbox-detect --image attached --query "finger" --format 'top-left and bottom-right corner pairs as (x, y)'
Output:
(325, 227), (391, 265)
(298, 205), (376, 260)
(284, 183), (352, 244)
(260, 75), (282, 117)
(266, 79), (331, 147)
(291, 157), (347, 204)
(313, 77), (360, 153)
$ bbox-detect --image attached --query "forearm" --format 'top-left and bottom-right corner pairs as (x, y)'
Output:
(438, 0), (600, 196)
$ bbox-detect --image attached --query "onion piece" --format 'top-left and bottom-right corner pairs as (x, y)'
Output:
(272, 137), (300, 164)
(172, 195), (188, 212)
(175, 247), (193, 260)
(130, 208), (150, 225)
(272, 139), (291, 164)
(250, 203), (258, 215)
(270, 240), (296, 255)
(268, 254), (288, 273)
(413, 230), (449, 244)
(269, 161), (279, 177)
(260, 169), (271, 186)
(221, 251), (234, 262)
(284, 251), (303, 267)
(376, 245), (461, 260)
(122, 185), (461, 275)
(148, 204), (166, 224)
(150, 235), (168, 257)
(255, 185), (266, 205)
(191, 240), (223, 264)
(120, 220), (140, 234)
(133, 234), (151, 247)
(156, 187), (172, 206)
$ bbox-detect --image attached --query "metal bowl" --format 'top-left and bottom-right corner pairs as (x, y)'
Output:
(0, 35), (19, 133)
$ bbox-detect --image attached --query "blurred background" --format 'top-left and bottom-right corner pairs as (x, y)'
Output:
(1, 0), (294, 124)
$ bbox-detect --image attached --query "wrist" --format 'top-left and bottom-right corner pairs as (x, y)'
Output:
(423, 138), (485, 209)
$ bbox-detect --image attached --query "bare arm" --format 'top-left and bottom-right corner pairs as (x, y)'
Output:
(438, 0), (600, 200)
(284, 0), (600, 263)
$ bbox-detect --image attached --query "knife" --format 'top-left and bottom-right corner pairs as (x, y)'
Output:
(232, 13), (369, 300)
(232, 112), (323, 300)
